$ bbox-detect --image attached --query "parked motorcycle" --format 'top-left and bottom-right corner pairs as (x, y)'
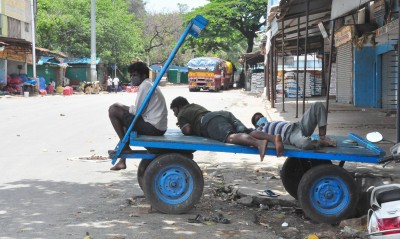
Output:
(368, 143), (400, 238)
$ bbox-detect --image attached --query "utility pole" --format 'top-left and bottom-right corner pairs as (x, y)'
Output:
(30, 0), (36, 79)
(90, 0), (97, 82)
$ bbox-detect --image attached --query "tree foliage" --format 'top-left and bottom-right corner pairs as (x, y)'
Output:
(141, 11), (195, 66)
(36, 0), (143, 65)
(35, 0), (267, 71)
(185, 0), (268, 54)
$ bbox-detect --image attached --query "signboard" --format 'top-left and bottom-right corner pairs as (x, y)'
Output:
(7, 50), (26, 62)
(0, 49), (30, 63)
(188, 71), (214, 79)
(334, 25), (353, 47)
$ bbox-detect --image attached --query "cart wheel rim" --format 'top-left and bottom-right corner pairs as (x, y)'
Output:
(154, 165), (193, 204)
(310, 176), (350, 215)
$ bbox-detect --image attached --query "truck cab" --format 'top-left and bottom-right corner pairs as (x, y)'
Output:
(187, 57), (224, 92)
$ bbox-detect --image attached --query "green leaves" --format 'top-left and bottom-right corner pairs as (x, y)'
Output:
(184, 0), (268, 55)
(36, 0), (142, 65)
(35, 0), (267, 70)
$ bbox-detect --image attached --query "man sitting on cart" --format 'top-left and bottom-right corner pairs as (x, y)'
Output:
(170, 96), (284, 161)
(108, 62), (168, 170)
(251, 102), (336, 150)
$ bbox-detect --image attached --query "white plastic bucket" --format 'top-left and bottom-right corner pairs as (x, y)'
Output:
(24, 91), (29, 97)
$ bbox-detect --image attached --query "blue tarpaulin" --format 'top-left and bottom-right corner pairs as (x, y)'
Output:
(186, 57), (224, 71)
(64, 57), (100, 65)
(149, 64), (188, 73)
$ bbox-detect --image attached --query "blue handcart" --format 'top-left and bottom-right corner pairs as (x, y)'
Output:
(110, 15), (387, 224)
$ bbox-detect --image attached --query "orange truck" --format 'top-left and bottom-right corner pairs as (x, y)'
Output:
(187, 57), (233, 92)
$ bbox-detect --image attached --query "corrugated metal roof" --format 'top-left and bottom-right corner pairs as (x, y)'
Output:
(266, 0), (332, 55)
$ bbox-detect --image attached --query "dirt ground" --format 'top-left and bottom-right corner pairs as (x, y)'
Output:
(126, 169), (369, 239)
(195, 173), (369, 239)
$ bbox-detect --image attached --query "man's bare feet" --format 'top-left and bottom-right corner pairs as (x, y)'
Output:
(257, 139), (267, 162)
(319, 136), (337, 147)
(110, 158), (127, 170)
(274, 135), (284, 156)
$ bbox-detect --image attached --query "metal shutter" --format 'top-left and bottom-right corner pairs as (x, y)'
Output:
(336, 42), (353, 104)
(382, 51), (398, 111)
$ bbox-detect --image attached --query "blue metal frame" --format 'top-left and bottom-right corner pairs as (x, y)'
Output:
(119, 129), (386, 165)
(111, 15), (208, 164)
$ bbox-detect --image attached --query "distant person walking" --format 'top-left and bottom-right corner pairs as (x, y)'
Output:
(113, 76), (120, 93)
(107, 76), (113, 93)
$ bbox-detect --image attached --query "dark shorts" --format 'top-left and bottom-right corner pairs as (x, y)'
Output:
(122, 112), (165, 136)
(201, 111), (251, 142)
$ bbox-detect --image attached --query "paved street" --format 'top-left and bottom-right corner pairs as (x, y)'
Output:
(0, 85), (282, 239)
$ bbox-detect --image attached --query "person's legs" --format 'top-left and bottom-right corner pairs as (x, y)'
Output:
(110, 114), (166, 171)
(298, 102), (336, 147)
(287, 126), (319, 150)
(109, 103), (132, 170)
(226, 133), (267, 161)
(249, 131), (284, 156)
(222, 111), (284, 155)
(299, 102), (327, 136)
(203, 115), (267, 161)
(319, 126), (336, 147)
(109, 103), (130, 143)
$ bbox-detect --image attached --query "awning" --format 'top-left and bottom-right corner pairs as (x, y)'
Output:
(267, 0), (332, 56)
(239, 51), (264, 66)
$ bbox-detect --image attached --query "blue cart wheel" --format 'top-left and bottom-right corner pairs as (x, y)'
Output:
(280, 158), (332, 199)
(297, 164), (358, 224)
(143, 153), (204, 214)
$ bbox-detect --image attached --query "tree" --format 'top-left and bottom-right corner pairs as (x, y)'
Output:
(141, 11), (195, 66)
(185, 0), (268, 53)
(126, 0), (146, 19)
(36, 0), (143, 66)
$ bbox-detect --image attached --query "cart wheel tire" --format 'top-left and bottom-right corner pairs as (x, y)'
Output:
(143, 153), (204, 214)
(297, 164), (358, 224)
(280, 158), (332, 199)
(137, 159), (152, 191)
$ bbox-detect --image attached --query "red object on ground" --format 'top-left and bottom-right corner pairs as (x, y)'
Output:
(63, 86), (73, 96)
(40, 89), (47, 95)
(133, 86), (138, 92)
(47, 85), (54, 93)
(126, 86), (132, 92)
